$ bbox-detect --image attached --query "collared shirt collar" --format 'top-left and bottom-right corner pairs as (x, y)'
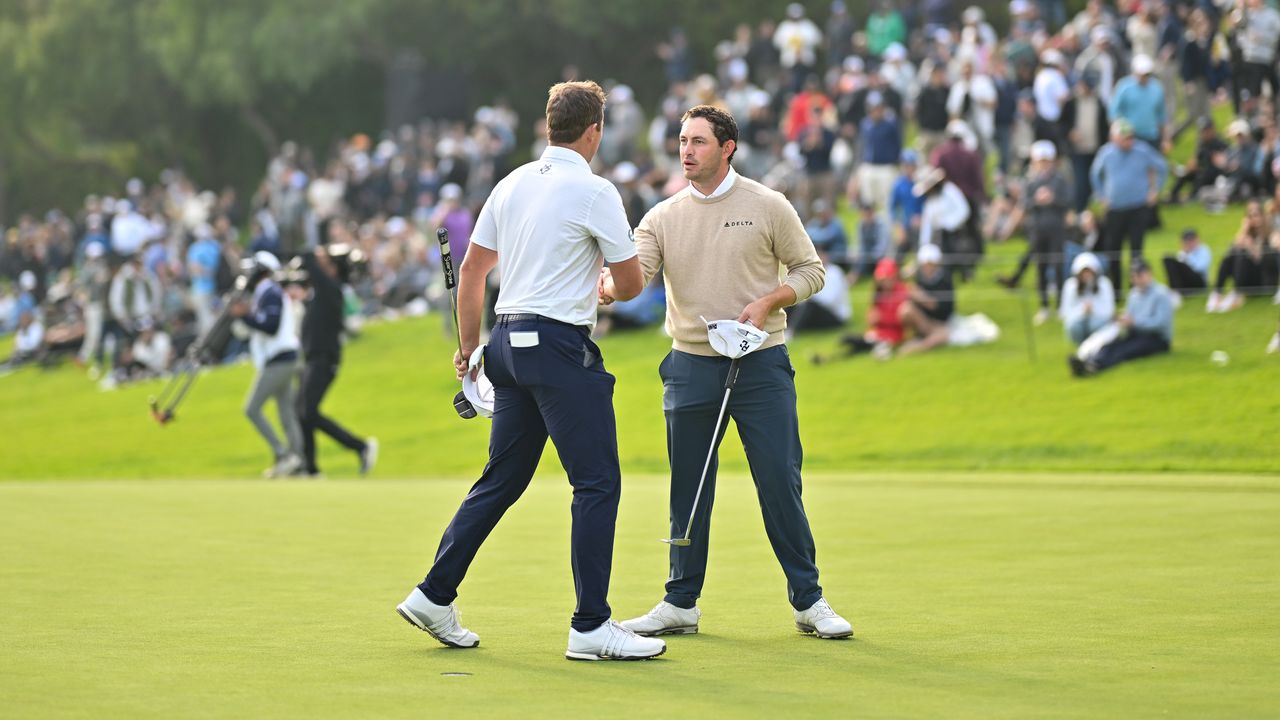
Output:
(541, 145), (592, 171)
(689, 166), (738, 199)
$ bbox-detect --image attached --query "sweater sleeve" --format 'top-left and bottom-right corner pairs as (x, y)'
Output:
(633, 204), (665, 286)
(771, 197), (825, 303)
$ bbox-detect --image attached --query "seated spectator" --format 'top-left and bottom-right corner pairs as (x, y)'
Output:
(1, 309), (44, 371)
(804, 200), (849, 268)
(1069, 259), (1172, 377)
(787, 248), (850, 337)
(812, 257), (908, 363)
(1226, 120), (1264, 201)
(1060, 253), (1115, 345)
(1207, 200), (1280, 312)
(117, 317), (172, 381)
(1166, 119), (1228, 204)
(1162, 228), (1212, 300)
(899, 244), (954, 356)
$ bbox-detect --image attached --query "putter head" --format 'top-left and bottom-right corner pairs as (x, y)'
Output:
(660, 538), (692, 547)
(453, 390), (477, 420)
(149, 400), (174, 425)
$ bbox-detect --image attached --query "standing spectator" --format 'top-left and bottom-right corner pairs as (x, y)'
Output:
(796, 110), (838, 213)
(888, 150), (924, 258)
(109, 200), (153, 258)
(990, 54), (1020, 176)
(1233, 0), (1280, 115)
(1163, 228), (1212, 300)
(1060, 252), (1115, 345)
(1075, 26), (1120, 103)
(186, 223), (222, 338)
(853, 201), (886, 281)
(866, 1), (907, 58)
(1069, 259), (1172, 377)
(915, 64), (952, 160)
(1062, 74), (1109, 212)
(824, 1), (855, 71)
(75, 243), (111, 370)
(1109, 55), (1167, 150)
(996, 141), (1074, 324)
(431, 184), (474, 264)
(1033, 50), (1072, 128)
(947, 59), (998, 154)
(1173, 8), (1215, 142)
(774, 3), (823, 92)
(1090, 119), (1168, 291)
(931, 121), (987, 276)
(107, 255), (161, 365)
(851, 92), (902, 215)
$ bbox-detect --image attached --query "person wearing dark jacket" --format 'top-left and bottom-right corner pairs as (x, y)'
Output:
(1061, 75), (1109, 212)
(296, 244), (377, 477)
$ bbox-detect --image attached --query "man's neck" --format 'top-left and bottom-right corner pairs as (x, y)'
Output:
(550, 141), (592, 164)
(692, 166), (731, 197)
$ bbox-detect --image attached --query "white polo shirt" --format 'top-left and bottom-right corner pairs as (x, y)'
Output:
(472, 146), (636, 328)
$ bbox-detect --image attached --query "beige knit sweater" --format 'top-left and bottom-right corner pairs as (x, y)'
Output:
(634, 175), (825, 356)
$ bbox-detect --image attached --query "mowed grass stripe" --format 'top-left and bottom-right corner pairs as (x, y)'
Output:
(1, 475), (1276, 719)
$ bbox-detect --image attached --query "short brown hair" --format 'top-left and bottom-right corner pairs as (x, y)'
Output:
(681, 105), (739, 162)
(546, 81), (606, 144)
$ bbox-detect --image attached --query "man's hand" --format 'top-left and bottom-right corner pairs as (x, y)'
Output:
(598, 267), (615, 306)
(228, 301), (250, 318)
(737, 297), (773, 329)
(1119, 314), (1134, 329)
(454, 346), (478, 381)
(1082, 301), (1092, 315)
(1035, 186), (1054, 205)
(1146, 189), (1159, 206)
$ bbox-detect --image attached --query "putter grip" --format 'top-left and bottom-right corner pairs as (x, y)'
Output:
(724, 359), (741, 389)
(437, 228), (456, 291)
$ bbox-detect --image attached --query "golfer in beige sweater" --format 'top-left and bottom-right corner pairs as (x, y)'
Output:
(602, 105), (853, 640)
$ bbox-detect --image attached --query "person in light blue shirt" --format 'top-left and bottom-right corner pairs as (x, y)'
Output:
(1069, 258), (1172, 377)
(1090, 119), (1168, 291)
(186, 226), (222, 338)
(1109, 55), (1166, 147)
(1162, 228), (1212, 297)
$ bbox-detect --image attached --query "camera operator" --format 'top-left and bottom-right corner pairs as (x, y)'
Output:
(294, 244), (378, 478)
(229, 251), (304, 478)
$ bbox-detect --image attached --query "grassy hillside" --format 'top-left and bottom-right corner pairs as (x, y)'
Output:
(0, 203), (1276, 480)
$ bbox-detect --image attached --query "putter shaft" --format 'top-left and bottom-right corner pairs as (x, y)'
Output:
(663, 356), (740, 546)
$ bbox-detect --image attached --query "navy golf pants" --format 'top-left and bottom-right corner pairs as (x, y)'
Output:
(419, 316), (621, 632)
(660, 346), (823, 612)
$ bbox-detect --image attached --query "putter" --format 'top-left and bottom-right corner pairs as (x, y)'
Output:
(437, 227), (477, 419)
(662, 356), (742, 547)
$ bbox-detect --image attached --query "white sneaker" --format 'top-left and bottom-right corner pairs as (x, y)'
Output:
(620, 601), (701, 636)
(1206, 291), (1223, 313)
(1273, 289), (1280, 305)
(396, 588), (480, 648)
(359, 437), (379, 475)
(794, 597), (853, 639)
(1033, 308), (1050, 326)
(1169, 291), (1183, 309)
(264, 453), (302, 479)
(1267, 332), (1280, 355)
(566, 620), (666, 661)
(1223, 291), (1244, 312)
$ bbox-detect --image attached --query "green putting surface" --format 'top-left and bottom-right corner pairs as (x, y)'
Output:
(2, 474), (1276, 719)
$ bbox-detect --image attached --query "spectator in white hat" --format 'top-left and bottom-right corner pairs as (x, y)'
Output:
(899, 243), (953, 356)
(1075, 25), (1119, 103)
(1059, 252), (1115, 345)
(997, 140), (1074, 324)
(1034, 49), (1071, 124)
(1234, 0), (1280, 114)
(1109, 54), (1167, 150)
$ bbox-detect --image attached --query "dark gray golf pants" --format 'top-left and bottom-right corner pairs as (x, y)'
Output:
(660, 346), (823, 612)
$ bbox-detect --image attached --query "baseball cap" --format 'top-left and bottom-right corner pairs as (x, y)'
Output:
(1130, 257), (1152, 275)
(884, 43), (907, 61)
(900, 149), (919, 165)
(1180, 228), (1199, 241)
(946, 119), (970, 138)
(918, 244), (943, 265)
(873, 257), (899, 280)
(1111, 119), (1135, 137)
(1071, 252), (1101, 276)
(440, 183), (463, 201)
(253, 250), (282, 272)
(85, 242), (105, 259)
(1040, 49), (1065, 67)
(1131, 54), (1154, 75)
(866, 90), (884, 108)
(1030, 140), (1057, 162)
(19, 270), (36, 291)
(1228, 119), (1252, 137)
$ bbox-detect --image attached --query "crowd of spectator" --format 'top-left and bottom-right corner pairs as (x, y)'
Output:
(5, 0), (1280, 380)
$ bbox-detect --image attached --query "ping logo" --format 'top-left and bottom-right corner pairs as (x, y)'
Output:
(538, 163), (552, 175)
(723, 220), (754, 228)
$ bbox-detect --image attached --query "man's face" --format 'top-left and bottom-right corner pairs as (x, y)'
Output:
(1132, 270), (1151, 289)
(679, 117), (731, 184)
(1116, 133), (1135, 151)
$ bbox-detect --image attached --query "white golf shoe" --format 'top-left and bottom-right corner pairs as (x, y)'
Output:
(794, 597), (853, 639)
(620, 601), (701, 636)
(565, 620), (666, 661)
(396, 588), (480, 648)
